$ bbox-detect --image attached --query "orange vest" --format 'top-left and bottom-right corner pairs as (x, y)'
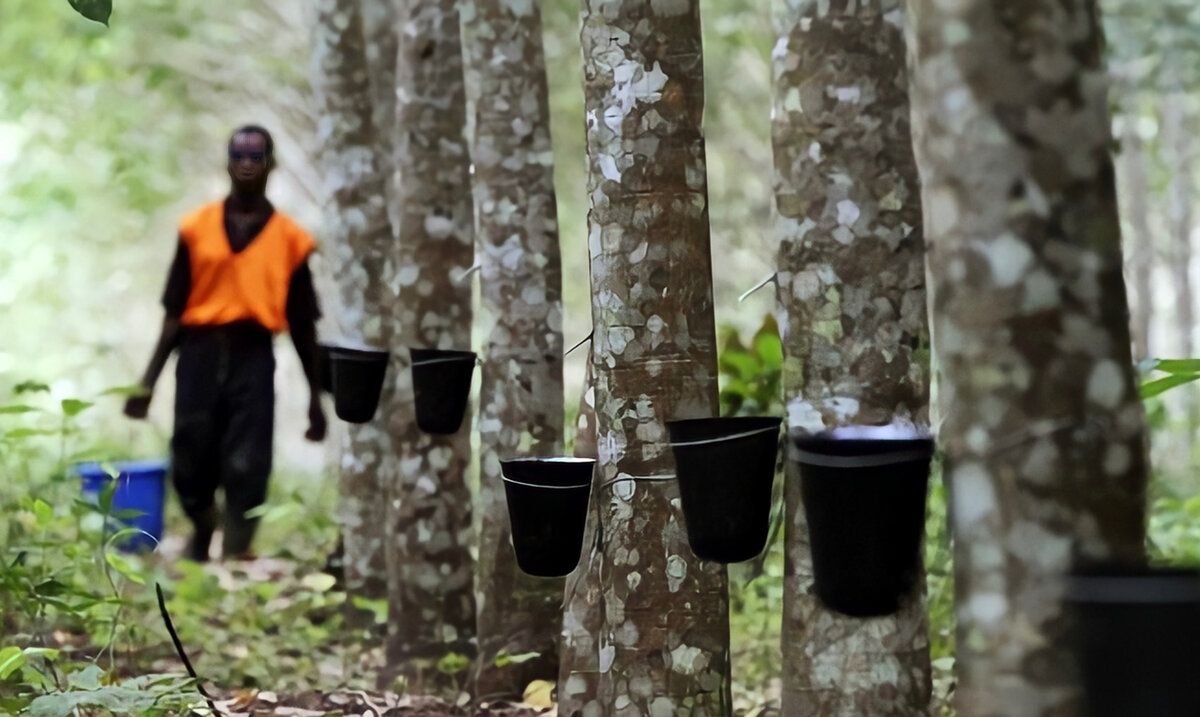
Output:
(178, 201), (316, 333)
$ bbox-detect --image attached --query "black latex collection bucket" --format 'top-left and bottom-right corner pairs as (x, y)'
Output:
(500, 457), (594, 577)
(328, 345), (390, 423)
(792, 425), (933, 617)
(666, 416), (782, 563)
(317, 342), (335, 393)
(1067, 566), (1200, 717)
(410, 348), (476, 434)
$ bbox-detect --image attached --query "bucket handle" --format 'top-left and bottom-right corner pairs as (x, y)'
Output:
(411, 356), (481, 367)
(793, 447), (931, 468)
(668, 424), (780, 448)
(598, 474), (676, 490)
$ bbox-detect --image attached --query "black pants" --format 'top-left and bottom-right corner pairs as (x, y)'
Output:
(172, 323), (275, 555)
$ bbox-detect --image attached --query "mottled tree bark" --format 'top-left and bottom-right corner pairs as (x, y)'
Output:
(577, 1), (732, 714)
(312, 0), (395, 603)
(907, 1), (1149, 714)
(771, 2), (931, 714)
(462, 0), (566, 697)
(1117, 118), (1154, 361)
(384, 0), (477, 680)
(362, 0), (400, 151)
(559, 362), (601, 714)
(361, 0), (402, 220)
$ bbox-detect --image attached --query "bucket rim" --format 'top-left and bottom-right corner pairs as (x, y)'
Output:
(502, 476), (592, 490)
(793, 447), (932, 468)
(327, 346), (390, 361)
(410, 347), (476, 360)
(1068, 567), (1200, 603)
(501, 457), (597, 466)
(667, 416), (782, 448)
(73, 458), (170, 477)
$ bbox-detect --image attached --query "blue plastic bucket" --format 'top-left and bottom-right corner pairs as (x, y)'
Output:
(74, 459), (168, 552)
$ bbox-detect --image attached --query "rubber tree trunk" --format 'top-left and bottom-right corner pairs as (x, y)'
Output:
(1117, 115), (1154, 362)
(311, 0), (395, 604)
(907, 1), (1149, 714)
(574, 1), (732, 714)
(558, 361), (602, 713)
(771, 1), (932, 714)
(384, 0), (477, 683)
(462, 0), (566, 697)
(361, 0), (401, 222)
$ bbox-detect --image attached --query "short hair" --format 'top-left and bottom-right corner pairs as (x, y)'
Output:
(229, 124), (275, 159)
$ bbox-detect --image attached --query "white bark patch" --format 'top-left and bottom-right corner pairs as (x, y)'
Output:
(598, 154), (622, 181)
(424, 213), (455, 239)
(608, 326), (636, 355)
(599, 644), (616, 673)
(975, 233), (1034, 287)
(649, 697), (675, 717)
(669, 644), (704, 676)
(1086, 359), (1125, 410)
(613, 475), (636, 500)
(787, 398), (825, 433)
(834, 85), (861, 104)
(504, 0), (533, 17)
(966, 592), (1008, 627)
(824, 397), (861, 422)
(615, 620), (639, 646)
(666, 554), (687, 593)
(836, 199), (861, 226)
(952, 462), (995, 526)
(1103, 444), (1132, 476)
(396, 264), (420, 287)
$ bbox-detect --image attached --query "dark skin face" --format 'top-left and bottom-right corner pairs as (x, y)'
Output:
(227, 131), (272, 197)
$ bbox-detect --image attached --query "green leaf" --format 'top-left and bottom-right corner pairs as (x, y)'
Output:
(60, 399), (94, 417)
(0, 404), (38, 414)
(1140, 373), (1200, 399)
(67, 0), (112, 26)
(300, 572), (337, 593)
(0, 646), (25, 679)
(4, 427), (57, 439)
(33, 499), (54, 525)
(104, 550), (146, 585)
(753, 330), (783, 371)
(436, 651), (471, 675)
(99, 384), (147, 397)
(350, 595), (388, 625)
(13, 381), (50, 394)
(1152, 358), (1200, 374)
(35, 579), (69, 597)
(66, 663), (105, 690)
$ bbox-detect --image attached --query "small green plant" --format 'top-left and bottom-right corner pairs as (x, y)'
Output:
(718, 315), (784, 418)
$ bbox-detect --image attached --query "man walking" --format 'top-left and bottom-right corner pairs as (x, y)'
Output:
(125, 125), (326, 561)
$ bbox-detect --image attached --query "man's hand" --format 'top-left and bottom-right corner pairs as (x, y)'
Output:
(123, 391), (152, 419)
(306, 394), (327, 441)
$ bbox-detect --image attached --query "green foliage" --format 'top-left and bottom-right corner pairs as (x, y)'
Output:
(718, 315), (784, 418)
(67, 0), (113, 26)
(1139, 358), (1200, 398)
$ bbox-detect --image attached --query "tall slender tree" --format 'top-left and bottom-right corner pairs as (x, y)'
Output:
(571, 1), (732, 713)
(907, 1), (1148, 713)
(361, 0), (402, 220)
(771, 1), (932, 714)
(462, 0), (567, 695)
(558, 362), (602, 714)
(384, 0), (477, 680)
(311, 0), (395, 604)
